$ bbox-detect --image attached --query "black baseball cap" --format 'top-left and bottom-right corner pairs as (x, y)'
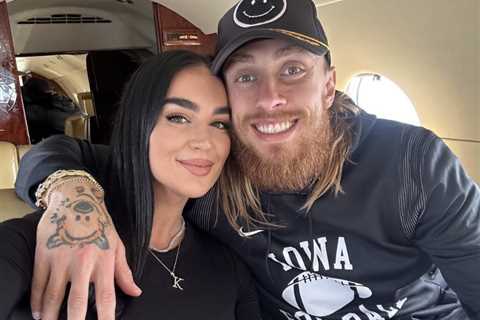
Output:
(211, 0), (331, 74)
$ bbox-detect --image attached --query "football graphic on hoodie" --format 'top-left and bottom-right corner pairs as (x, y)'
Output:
(234, 0), (287, 28)
(282, 271), (373, 317)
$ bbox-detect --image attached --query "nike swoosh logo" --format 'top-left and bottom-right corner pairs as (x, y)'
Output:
(238, 227), (265, 238)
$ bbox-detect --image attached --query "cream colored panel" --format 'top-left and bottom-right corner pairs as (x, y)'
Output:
(0, 141), (19, 189)
(17, 144), (31, 160)
(9, 7), (153, 55)
(321, 0), (479, 142)
(16, 55), (89, 104)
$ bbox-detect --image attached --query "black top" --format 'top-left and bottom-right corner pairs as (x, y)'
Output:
(13, 110), (480, 319)
(0, 212), (262, 319)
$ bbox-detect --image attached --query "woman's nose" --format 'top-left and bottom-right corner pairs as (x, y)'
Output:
(188, 131), (213, 151)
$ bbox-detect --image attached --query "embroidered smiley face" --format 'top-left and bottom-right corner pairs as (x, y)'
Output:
(234, 0), (287, 28)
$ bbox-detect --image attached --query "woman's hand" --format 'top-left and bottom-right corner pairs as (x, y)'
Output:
(31, 180), (141, 320)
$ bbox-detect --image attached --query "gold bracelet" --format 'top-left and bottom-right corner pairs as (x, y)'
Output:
(45, 176), (104, 207)
(35, 170), (104, 209)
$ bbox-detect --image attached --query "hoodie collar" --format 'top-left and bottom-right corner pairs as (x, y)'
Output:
(349, 109), (377, 156)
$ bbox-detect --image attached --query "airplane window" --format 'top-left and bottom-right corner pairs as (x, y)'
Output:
(345, 73), (420, 126)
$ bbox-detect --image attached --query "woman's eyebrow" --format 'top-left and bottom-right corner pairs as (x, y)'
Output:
(214, 106), (230, 115)
(163, 97), (198, 111)
(164, 97), (229, 116)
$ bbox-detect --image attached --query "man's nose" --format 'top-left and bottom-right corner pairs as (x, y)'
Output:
(256, 78), (287, 111)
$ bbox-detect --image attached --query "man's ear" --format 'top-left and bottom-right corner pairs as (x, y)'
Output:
(324, 66), (336, 109)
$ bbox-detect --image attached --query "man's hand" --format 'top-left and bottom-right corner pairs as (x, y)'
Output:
(31, 181), (141, 320)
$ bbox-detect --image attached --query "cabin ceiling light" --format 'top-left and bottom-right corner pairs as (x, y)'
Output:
(116, 0), (134, 4)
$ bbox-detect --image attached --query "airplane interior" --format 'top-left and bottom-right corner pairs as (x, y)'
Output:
(0, 0), (479, 222)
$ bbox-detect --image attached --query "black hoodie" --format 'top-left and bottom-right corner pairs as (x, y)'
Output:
(188, 111), (480, 319)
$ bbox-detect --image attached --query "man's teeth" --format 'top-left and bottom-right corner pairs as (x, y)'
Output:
(255, 121), (294, 134)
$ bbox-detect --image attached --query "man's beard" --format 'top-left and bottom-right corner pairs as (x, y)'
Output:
(232, 109), (332, 192)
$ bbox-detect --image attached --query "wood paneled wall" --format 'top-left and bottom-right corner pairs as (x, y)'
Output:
(0, 0), (29, 144)
(153, 3), (217, 57)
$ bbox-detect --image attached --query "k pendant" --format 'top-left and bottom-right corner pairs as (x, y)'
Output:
(172, 275), (184, 290)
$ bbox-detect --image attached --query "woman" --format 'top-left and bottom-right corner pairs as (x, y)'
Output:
(0, 50), (262, 319)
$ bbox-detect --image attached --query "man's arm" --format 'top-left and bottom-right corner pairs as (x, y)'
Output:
(412, 133), (480, 318)
(14, 134), (140, 320)
(16, 134), (108, 206)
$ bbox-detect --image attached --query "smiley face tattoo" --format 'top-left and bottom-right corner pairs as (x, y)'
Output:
(46, 186), (112, 250)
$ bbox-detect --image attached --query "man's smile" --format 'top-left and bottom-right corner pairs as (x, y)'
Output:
(250, 118), (299, 142)
(253, 119), (296, 134)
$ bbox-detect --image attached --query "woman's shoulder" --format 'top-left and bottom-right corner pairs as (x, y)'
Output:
(186, 222), (251, 279)
(187, 221), (230, 253)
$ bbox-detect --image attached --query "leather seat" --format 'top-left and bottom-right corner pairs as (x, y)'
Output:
(0, 141), (19, 189)
(17, 144), (32, 160)
(0, 141), (34, 221)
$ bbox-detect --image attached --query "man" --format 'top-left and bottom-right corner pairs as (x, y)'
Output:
(12, 0), (480, 319)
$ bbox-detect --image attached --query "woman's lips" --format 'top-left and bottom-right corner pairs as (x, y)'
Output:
(177, 159), (214, 177)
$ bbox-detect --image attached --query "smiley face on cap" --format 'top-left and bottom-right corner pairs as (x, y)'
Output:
(234, 0), (287, 28)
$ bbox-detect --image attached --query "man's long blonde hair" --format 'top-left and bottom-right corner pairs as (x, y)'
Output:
(218, 91), (360, 230)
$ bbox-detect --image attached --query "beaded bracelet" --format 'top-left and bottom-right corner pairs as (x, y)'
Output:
(35, 170), (104, 209)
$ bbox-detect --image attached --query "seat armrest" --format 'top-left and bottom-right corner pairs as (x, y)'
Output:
(0, 189), (34, 222)
(0, 141), (19, 189)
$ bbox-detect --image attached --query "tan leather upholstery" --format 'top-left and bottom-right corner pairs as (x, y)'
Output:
(0, 189), (33, 222)
(0, 142), (32, 189)
(0, 142), (34, 221)
(17, 144), (32, 160)
(0, 141), (19, 189)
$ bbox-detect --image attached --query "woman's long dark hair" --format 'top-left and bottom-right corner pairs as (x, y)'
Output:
(107, 50), (211, 281)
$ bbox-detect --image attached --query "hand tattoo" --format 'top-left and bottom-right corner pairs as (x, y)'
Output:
(47, 186), (111, 250)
